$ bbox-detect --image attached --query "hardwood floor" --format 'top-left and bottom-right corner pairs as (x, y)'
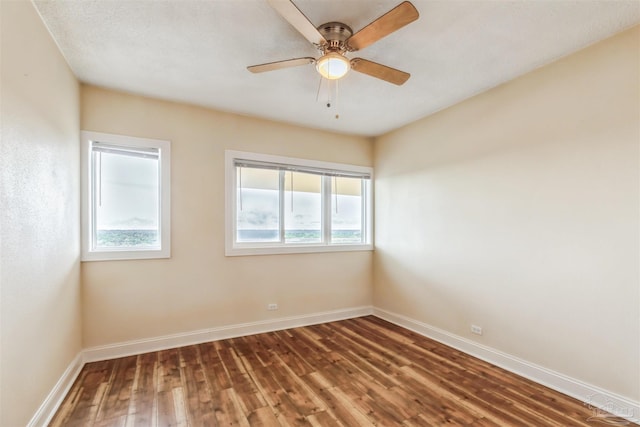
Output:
(50, 316), (633, 426)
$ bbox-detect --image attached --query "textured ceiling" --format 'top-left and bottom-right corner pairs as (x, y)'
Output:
(34, 0), (639, 137)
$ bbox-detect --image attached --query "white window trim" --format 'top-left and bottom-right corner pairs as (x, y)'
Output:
(225, 150), (373, 256)
(81, 131), (171, 261)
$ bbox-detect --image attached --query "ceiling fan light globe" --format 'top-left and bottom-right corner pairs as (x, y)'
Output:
(316, 53), (350, 80)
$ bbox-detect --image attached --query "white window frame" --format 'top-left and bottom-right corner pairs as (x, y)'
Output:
(81, 131), (171, 261)
(225, 150), (373, 256)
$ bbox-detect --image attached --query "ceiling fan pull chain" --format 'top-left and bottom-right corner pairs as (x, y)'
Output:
(315, 75), (323, 103)
(335, 79), (340, 119)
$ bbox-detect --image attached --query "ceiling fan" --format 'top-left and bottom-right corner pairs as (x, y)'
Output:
(248, 0), (419, 86)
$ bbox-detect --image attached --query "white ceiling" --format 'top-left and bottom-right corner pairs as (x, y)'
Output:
(34, 0), (639, 137)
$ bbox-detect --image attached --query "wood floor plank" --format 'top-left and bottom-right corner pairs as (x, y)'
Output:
(214, 388), (251, 426)
(271, 331), (315, 376)
(96, 356), (137, 423)
(306, 410), (343, 427)
(324, 385), (377, 426)
(124, 352), (156, 426)
(269, 354), (326, 416)
(249, 366), (311, 426)
(178, 345), (217, 426)
(218, 342), (267, 414)
(300, 372), (369, 427)
(246, 405), (284, 427)
(229, 336), (269, 370)
(154, 349), (181, 426)
(339, 379), (406, 425)
(50, 360), (113, 426)
(197, 341), (232, 392)
(50, 316), (636, 426)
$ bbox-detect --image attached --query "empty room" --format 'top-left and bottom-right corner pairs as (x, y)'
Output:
(1, 0), (638, 425)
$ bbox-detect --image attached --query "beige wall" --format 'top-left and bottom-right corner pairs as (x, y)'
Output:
(80, 86), (373, 347)
(0, 2), (82, 426)
(374, 26), (639, 400)
(2, 2), (636, 421)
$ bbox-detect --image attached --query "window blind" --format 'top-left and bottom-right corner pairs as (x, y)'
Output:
(92, 141), (159, 160)
(234, 159), (370, 179)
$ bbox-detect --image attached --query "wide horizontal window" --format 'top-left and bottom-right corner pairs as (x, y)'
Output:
(81, 131), (171, 261)
(225, 151), (372, 256)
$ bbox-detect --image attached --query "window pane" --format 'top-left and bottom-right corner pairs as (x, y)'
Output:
(331, 177), (363, 243)
(236, 168), (280, 242)
(95, 151), (159, 248)
(284, 171), (322, 243)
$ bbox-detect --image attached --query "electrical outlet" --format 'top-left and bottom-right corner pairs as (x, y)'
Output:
(471, 325), (483, 335)
(267, 303), (278, 311)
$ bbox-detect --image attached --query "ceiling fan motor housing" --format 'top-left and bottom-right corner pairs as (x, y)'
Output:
(317, 22), (353, 53)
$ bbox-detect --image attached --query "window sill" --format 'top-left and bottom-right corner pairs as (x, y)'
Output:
(81, 248), (171, 262)
(225, 243), (373, 257)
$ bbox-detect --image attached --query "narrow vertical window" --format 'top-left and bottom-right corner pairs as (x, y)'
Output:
(236, 167), (280, 243)
(82, 131), (171, 261)
(284, 171), (322, 243)
(331, 176), (364, 244)
(92, 143), (160, 248)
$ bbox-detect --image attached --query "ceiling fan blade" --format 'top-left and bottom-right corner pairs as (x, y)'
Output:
(267, 0), (327, 46)
(350, 58), (410, 85)
(346, 1), (419, 51)
(247, 57), (315, 74)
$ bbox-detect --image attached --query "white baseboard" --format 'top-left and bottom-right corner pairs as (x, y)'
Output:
(27, 353), (84, 427)
(83, 305), (373, 363)
(373, 307), (640, 425)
